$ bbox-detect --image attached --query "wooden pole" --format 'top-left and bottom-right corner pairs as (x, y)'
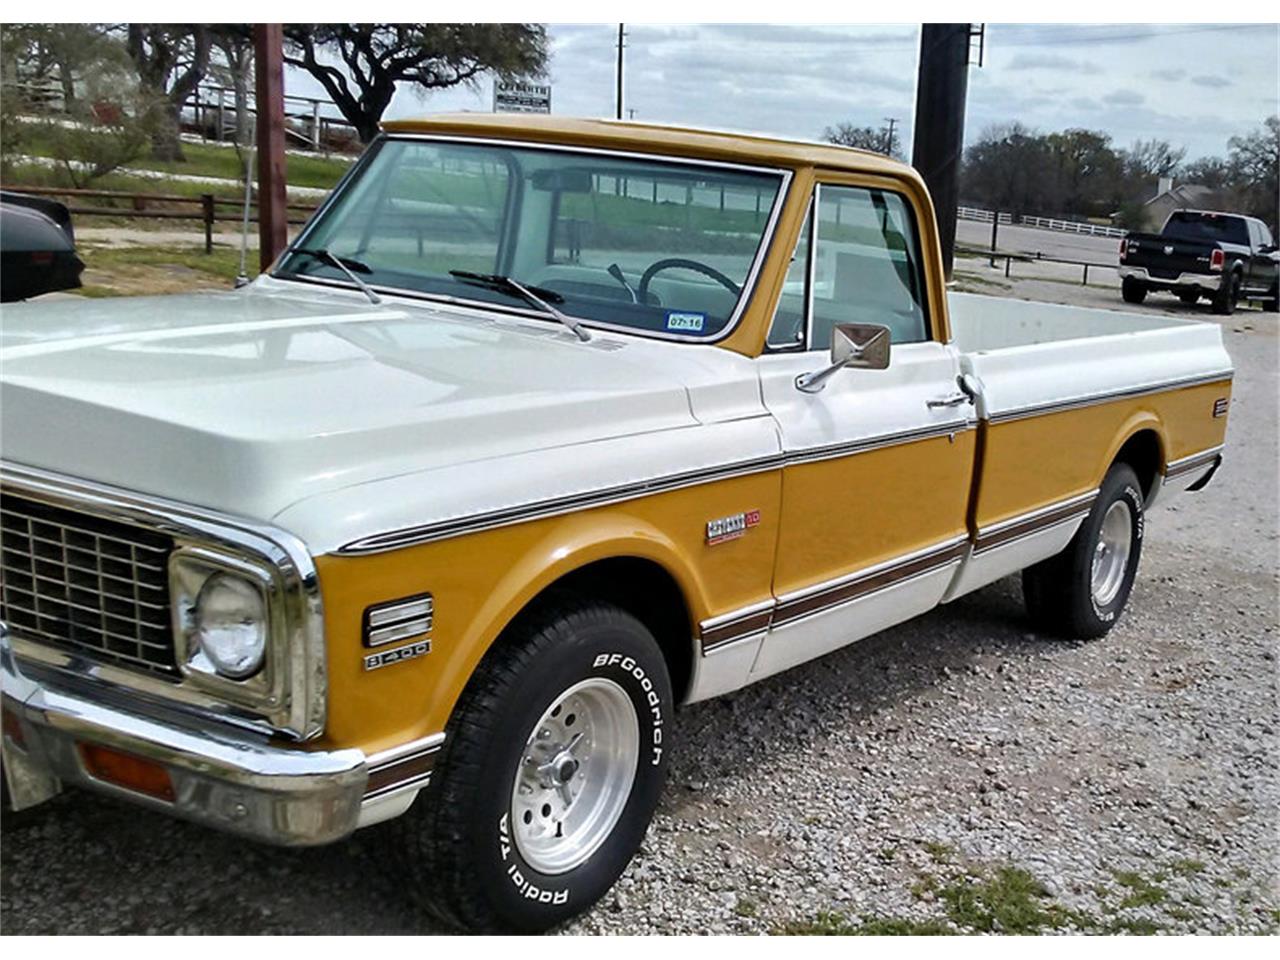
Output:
(911, 24), (971, 282)
(254, 24), (288, 272)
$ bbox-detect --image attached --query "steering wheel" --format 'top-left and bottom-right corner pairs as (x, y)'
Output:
(637, 258), (741, 304)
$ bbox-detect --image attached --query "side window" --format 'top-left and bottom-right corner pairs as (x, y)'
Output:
(766, 203), (812, 349)
(809, 185), (929, 348)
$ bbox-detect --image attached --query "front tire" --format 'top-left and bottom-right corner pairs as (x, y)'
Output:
(1121, 277), (1147, 304)
(386, 596), (672, 932)
(1022, 464), (1145, 639)
(1265, 281), (1279, 313)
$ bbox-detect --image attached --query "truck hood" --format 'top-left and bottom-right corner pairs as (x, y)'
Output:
(0, 285), (701, 523)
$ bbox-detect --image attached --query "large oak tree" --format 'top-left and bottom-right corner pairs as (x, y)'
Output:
(283, 24), (548, 144)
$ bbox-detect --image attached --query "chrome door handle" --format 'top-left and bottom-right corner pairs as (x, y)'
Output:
(927, 392), (970, 409)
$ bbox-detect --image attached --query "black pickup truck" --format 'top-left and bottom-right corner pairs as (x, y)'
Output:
(1118, 209), (1279, 315)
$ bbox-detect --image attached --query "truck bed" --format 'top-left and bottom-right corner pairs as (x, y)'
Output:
(947, 292), (1232, 421)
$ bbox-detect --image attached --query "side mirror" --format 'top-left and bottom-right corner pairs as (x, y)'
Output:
(795, 323), (891, 393)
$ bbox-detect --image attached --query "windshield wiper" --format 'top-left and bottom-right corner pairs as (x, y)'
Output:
(448, 270), (590, 342)
(291, 248), (381, 304)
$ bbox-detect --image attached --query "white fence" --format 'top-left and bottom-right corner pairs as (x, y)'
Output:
(957, 206), (1013, 225)
(958, 206), (1127, 239)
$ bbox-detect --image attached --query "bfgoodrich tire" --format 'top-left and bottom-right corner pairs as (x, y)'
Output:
(1022, 464), (1145, 639)
(385, 595), (672, 932)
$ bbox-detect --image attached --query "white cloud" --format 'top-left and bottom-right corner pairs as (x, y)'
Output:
(287, 22), (1280, 162)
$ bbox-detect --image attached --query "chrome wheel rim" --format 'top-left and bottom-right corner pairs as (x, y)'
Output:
(511, 677), (639, 875)
(1091, 501), (1133, 607)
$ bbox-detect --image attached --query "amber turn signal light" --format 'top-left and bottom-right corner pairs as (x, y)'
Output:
(78, 743), (175, 802)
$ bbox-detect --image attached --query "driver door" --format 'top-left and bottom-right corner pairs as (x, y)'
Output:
(753, 180), (975, 680)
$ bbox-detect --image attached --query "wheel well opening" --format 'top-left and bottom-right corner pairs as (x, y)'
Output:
(533, 557), (694, 702)
(1114, 429), (1162, 502)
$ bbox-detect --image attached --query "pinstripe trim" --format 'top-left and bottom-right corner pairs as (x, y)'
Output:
(1163, 445), (1224, 480)
(337, 452), (786, 554)
(972, 490), (1098, 555)
(785, 421), (972, 466)
(698, 600), (775, 653)
(338, 423), (972, 554)
(988, 370), (1233, 424)
(698, 537), (967, 652)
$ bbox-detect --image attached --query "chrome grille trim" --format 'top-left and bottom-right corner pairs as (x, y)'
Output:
(0, 461), (327, 741)
(1, 496), (179, 677)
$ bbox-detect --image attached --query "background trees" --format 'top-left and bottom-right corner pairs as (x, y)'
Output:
(823, 121), (904, 160)
(282, 24), (548, 143)
(958, 117), (1278, 233)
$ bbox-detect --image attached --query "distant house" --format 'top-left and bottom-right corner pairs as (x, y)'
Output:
(1137, 177), (1218, 232)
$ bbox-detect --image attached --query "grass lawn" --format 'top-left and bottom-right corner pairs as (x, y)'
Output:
(74, 243), (259, 298)
(11, 121), (353, 190)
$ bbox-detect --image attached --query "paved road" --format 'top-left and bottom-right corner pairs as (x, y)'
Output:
(956, 220), (1121, 262)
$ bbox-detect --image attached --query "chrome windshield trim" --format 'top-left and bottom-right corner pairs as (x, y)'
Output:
(0, 461), (326, 741)
(271, 133), (795, 346)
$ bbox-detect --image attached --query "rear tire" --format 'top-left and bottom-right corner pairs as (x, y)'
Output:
(1213, 271), (1241, 315)
(1022, 464), (1144, 639)
(383, 595), (672, 932)
(1121, 277), (1147, 304)
(1266, 281), (1279, 313)
(1177, 289), (1200, 305)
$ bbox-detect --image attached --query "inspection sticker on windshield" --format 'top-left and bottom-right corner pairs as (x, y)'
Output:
(666, 311), (705, 333)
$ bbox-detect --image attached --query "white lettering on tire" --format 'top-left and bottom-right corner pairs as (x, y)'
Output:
(497, 812), (570, 905)
(593, 652), (664, 765)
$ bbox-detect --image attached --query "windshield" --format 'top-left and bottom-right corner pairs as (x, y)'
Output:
(1162, 212), (1248, 245)
(276, 138), (787, 339)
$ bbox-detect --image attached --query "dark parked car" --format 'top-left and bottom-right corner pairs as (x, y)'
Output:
(1118, 209), (1279, 315)
(0, 191), (85, 302)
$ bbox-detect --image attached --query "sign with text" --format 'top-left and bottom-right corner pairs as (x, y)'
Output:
(494, 81), (551, 114)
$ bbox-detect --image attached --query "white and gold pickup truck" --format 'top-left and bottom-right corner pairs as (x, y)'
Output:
(0, 116), (1231, 931)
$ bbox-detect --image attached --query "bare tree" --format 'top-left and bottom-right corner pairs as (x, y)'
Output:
(282, 24), (547, 143)
(124, 24), (212, 161)
(823, 121), (903, 160)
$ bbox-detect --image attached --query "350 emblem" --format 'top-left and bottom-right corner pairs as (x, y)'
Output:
(706, 509), (761, 545)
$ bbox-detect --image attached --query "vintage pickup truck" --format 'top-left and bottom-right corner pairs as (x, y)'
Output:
(0, 116), (1232, 932)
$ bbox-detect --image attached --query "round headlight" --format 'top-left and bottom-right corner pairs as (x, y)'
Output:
(194, 573), (267, 679)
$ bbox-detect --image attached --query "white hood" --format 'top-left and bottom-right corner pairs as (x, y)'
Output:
(0, 285), (702, 524)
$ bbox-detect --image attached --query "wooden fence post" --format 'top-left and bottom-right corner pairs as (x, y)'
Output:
(201, 194), (215, 254)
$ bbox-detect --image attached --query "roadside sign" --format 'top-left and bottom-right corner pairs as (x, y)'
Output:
(494, 81), (551, 114)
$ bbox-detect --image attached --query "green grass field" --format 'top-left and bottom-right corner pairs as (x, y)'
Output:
(10, 121), (352, 190)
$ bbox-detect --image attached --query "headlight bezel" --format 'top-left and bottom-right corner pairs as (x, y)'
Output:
(171, 547), (280, 697)
(3, 462), (328, 742)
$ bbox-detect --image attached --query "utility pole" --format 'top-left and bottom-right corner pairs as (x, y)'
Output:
(253, 23), (287, 272)
(615, 24), (626, 120)
(911, 23), (974, 281)
(883, 117), (899, 157)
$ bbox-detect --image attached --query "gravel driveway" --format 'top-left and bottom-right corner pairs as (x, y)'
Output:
(2, 300), (1276, 936)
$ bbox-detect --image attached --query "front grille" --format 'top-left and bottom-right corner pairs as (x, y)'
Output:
(0, 495), (178, 677)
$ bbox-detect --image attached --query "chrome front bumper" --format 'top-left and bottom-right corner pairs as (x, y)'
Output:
(1, 632), (369, 846)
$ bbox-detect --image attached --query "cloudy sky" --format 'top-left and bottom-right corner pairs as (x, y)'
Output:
(288, 23), (1280, 161)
